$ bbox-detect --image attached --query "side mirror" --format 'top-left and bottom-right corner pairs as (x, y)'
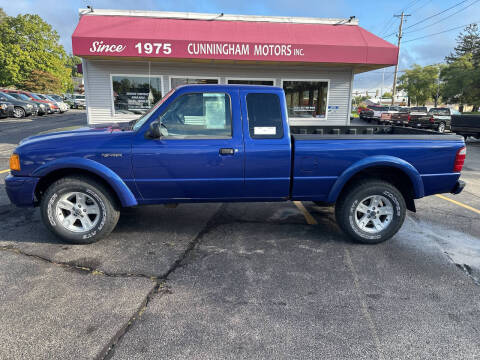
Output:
(148, 121), (161, 138)
(147, 121), (168, 138)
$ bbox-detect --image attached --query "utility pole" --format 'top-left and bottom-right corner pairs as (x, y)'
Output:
(380, 68), (385, 105)
(391, 11), (410, 106)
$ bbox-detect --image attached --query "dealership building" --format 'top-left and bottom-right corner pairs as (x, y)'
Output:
(72, 9), (398, 125)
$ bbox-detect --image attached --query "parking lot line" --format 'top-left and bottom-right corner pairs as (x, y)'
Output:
(293, 201), (318, 225)
(435, 194), (480, 215)
(0, 169), (9, 174)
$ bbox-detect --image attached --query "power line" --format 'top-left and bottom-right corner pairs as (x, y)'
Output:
(404, 0), (470, 30)
(379, 0), (422, 37)
(402, 21), (479, 43)
(408, 0), (433, 14)
(404, 0), (480, 34)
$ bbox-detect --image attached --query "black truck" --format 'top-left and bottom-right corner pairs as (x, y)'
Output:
(452, 114), (480, 139)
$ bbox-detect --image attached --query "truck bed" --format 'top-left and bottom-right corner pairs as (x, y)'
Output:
(289, 125), (464, 202)
(290, 125), (461, 140)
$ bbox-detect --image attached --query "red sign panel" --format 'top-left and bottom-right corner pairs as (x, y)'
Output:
(72, 15), (398, 65)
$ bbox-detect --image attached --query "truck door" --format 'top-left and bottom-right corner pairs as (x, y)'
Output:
(132, 89), (244, 201)
(239, 90), (291, 199)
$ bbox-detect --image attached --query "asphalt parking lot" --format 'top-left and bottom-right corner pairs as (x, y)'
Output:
(1, 112), (480, 359)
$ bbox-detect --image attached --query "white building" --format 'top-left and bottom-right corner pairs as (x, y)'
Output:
(72, 9), (397, 125)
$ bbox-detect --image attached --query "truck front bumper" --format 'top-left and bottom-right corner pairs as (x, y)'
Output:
(450, 179), (465, 195)
(5, 175), (39, 207)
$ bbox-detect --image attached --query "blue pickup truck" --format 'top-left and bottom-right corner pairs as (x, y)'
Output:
(6, 85), (466, 244)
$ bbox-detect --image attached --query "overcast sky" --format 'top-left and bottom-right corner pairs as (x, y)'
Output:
(2, 0), (479, 93)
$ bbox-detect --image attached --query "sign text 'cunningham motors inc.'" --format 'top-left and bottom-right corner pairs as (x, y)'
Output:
(85, 40), (306, 61)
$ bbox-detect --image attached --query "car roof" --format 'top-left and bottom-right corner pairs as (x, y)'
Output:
(175, 84), (283, 91)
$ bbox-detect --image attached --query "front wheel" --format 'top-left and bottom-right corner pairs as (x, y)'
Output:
(13, 107), (26, 118)
(40, 176), (120, 244)
(335, 180), (406, 244)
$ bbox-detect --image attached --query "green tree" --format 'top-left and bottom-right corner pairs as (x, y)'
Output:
(446, 24), (480, 65)
(441, 54), (480, 111)
(441, 24), (480, 111)
(382, 92), (392, 99)
(0, 13), (72, 92)
(397, 64), (440, 106)
(353, 95), (368, 105)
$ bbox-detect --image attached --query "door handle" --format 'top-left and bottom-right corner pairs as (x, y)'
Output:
(219, 148), (235, 155)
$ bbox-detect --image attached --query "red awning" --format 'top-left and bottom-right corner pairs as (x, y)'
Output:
(72, 14), (398, 66)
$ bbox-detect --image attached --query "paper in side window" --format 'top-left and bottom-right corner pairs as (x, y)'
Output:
(254, 127), (276, 135)
(204, 93), (226, 129)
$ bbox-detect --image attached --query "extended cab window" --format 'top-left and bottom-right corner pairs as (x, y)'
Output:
(160, 92), (232, 139)
(246, 93), (283, 139)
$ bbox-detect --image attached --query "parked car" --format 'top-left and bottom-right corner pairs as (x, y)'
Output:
(0, 100), (14, 118)
(379, 106), (401, 124)
(71, 94), (86, 109)
(3, 90), (52, 115)
(34, 94), (60, 113)
(47, 94), (70, 111)
(5, 92), (46, 115)
(390, 107), (410, 126)
(359, 105), (390, 124)
(42, 94), (68, 113)
(0, 91), (35, 118)
(451, 113), (480, 139)
(6, 85), (466, 245)
(409, 107), (454, 133)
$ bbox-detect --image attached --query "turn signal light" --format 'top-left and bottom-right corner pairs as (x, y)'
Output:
(453, 147), (466, 172)
(9, 154), (20, 171)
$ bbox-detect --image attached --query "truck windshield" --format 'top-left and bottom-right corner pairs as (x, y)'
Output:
(132, 89), (175, 131)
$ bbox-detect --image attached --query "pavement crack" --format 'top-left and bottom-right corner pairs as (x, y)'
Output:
(99, 281), (164, 360)
(161, 203), (226, 279)
(0, 246), (158, 281)
(99, 204), (226, 360)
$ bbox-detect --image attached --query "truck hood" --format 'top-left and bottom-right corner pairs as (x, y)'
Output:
(19, 124), (132, 146)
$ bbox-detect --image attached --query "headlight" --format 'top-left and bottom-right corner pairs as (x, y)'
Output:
(39, 104), (45, 108)
(0, 104), (7, 110)
(27, 104), (32, 108)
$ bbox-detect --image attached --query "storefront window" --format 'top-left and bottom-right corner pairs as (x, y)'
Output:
(171, 77), (219, 89)
(228, 79), (274, 86)
(283, 81), (328, 119)
(112, 76), (162, 115)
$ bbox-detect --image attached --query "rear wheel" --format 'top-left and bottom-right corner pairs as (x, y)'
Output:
(335, 180), (406, 244)
(13, 107), (26, 118)
(40, 176), (120, 244)
(437, 122), (446, 133)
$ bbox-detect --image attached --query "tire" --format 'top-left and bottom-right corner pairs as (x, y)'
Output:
(437, 122), (446, 133)
(13, 107), (26, 118)
(335, 180), (406, 244)
(40, 176), (120, 244)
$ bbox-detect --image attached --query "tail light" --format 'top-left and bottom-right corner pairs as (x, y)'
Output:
(407, 115), (411, 122)
(453, 147), (466, 172)
(429, 117), (434, 123)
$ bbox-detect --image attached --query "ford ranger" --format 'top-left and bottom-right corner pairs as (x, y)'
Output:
(6, 85), (466, 244)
